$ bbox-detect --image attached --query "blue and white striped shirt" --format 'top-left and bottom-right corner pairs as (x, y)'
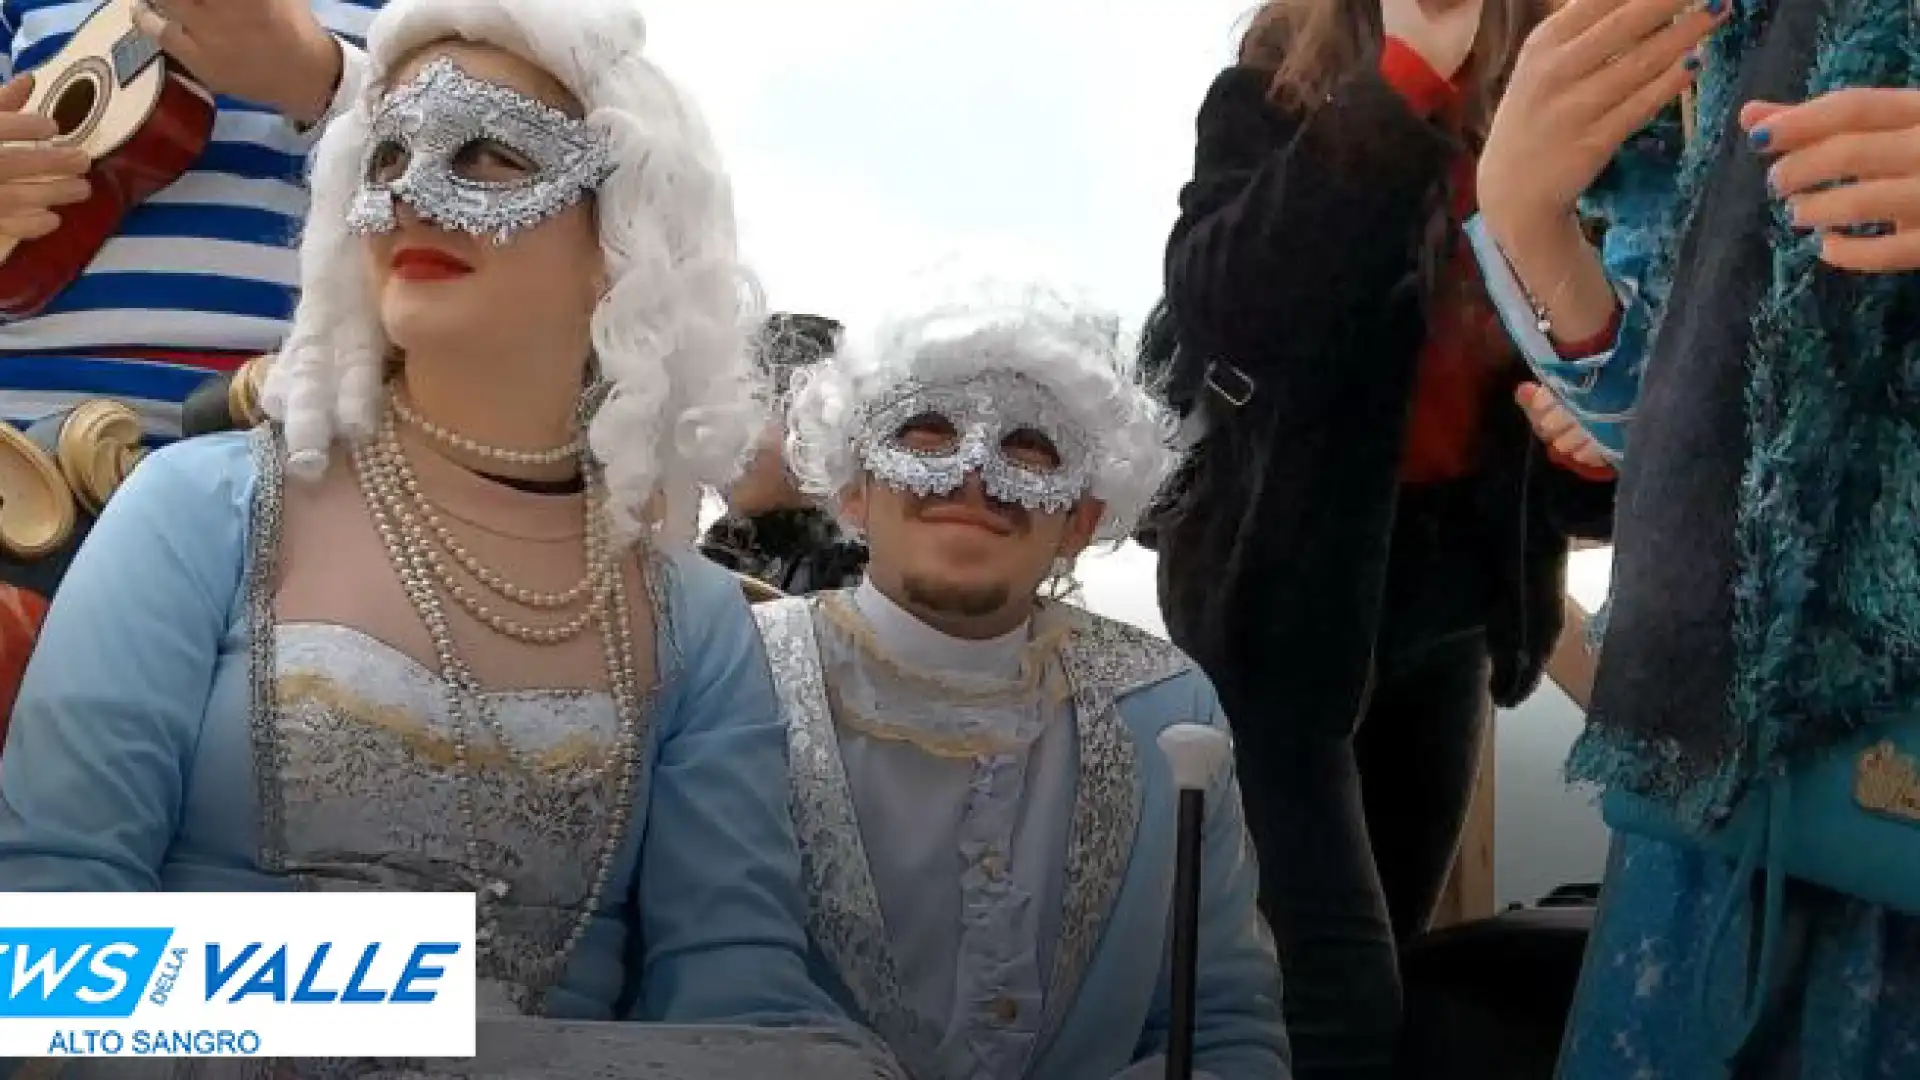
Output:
(0, 0), (382, 439)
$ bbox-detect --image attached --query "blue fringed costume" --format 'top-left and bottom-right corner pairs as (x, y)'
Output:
(1479, 0), (1920, 1075)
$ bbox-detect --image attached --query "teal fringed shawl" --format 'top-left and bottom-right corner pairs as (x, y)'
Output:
(1567, 0), (1920, 824)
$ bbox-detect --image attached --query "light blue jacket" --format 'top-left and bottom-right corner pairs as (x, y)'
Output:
(757, 597), (1291, 1080)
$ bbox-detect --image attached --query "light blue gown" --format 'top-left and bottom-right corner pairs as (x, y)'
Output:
(0, 428), (842, 1028)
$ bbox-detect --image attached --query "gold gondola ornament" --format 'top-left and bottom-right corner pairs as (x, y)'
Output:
(228, 353), (271, 429)
(48, 398), (148, 515)
(0, 423), (78, 562)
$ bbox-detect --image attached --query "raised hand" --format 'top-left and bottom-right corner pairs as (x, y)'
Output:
(1480, 0), (1724, 235)
(1745, 89), (1920, 273)
(1382, 0), (1486, 82)
(0, 76), (92, 244)
(1516, 383), (1612, 470)
(131, 0), (343, 125)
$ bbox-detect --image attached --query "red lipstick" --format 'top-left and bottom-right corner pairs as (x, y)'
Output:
(391, 246), (473, 281)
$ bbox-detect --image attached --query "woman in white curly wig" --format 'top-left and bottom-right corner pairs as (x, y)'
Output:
(0, 0), (850, 1036)
(754, 287), (1293, 1080)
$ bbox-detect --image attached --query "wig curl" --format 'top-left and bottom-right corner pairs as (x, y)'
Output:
(784, 285), (1177, 545)
(262, 0), (762, 542)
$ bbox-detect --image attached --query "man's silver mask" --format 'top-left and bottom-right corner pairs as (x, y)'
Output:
(853, 370), (1094, 514)
(347, 57), (615, 243)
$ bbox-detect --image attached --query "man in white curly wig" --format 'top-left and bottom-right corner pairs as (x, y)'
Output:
(0, 0), (881, 1060)
(755, 288), (1292, 1080)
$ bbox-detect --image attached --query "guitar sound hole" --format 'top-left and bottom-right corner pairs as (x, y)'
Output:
(49, 78), (99, 137)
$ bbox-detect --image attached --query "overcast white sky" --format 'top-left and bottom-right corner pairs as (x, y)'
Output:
(645, 2), (1258, 332)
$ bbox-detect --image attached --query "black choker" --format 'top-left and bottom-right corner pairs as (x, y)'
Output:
(475, 468), (585, 496)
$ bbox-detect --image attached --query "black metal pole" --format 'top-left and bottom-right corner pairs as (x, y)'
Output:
(1166, 785), (1204, 1080)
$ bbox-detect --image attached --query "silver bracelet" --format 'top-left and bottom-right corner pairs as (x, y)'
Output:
(1521, 269), (1578, 339)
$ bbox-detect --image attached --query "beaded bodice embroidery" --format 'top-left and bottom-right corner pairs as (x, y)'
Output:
(269, 623), (625, 1015)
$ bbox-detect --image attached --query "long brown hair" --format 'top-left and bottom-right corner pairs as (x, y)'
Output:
(1240, 0), (1543, 139)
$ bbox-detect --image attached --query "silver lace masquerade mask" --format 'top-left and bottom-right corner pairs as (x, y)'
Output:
(347, 57), (615, 243)
(852, 369), (1093, 514)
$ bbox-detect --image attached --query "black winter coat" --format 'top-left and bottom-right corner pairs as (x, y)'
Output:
(1152, 64), (1615, 746)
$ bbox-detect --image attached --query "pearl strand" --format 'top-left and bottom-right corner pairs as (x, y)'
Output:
(408, 487), (604, 609)
(357, 414), (628, 775)
(356, 447), (630, 783)
(376, 417), (610, 610)
(350, 434), (646, 984)
(362, 417), (612, 645)
(365, 437), (599, 645)
(392, 392), (585, 466)
(373, 426), (609, 608)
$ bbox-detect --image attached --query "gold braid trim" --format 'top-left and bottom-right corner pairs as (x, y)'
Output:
(277, 670), (611, 773)
(826, 684), (1045, 760)
(816, 591), (1074, 758)
(818, 591), (1070, 707)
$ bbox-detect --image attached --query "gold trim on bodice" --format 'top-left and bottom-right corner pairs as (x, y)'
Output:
(276, 667), (616, 772)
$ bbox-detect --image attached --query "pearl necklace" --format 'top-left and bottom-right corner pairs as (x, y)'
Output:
(349, 414), (648, 997)
(359, 416), (613, 644)
(392, 392), (585, 466)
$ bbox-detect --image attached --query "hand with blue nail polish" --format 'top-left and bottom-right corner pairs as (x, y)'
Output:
(1744, 88), (1920, 272)
(1480, 0), (1724, 237)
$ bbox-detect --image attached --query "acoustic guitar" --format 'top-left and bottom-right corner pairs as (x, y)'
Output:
(0, 0), (215, 318)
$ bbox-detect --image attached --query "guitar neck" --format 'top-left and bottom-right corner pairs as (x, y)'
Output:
(108, 26), (162, 88)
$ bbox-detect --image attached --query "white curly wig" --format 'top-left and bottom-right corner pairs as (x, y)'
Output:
(784, 286), (1178, 546)
(262, 0), (761, 542)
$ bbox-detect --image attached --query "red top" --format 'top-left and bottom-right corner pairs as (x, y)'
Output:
(1378, 40), (1611, 483)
